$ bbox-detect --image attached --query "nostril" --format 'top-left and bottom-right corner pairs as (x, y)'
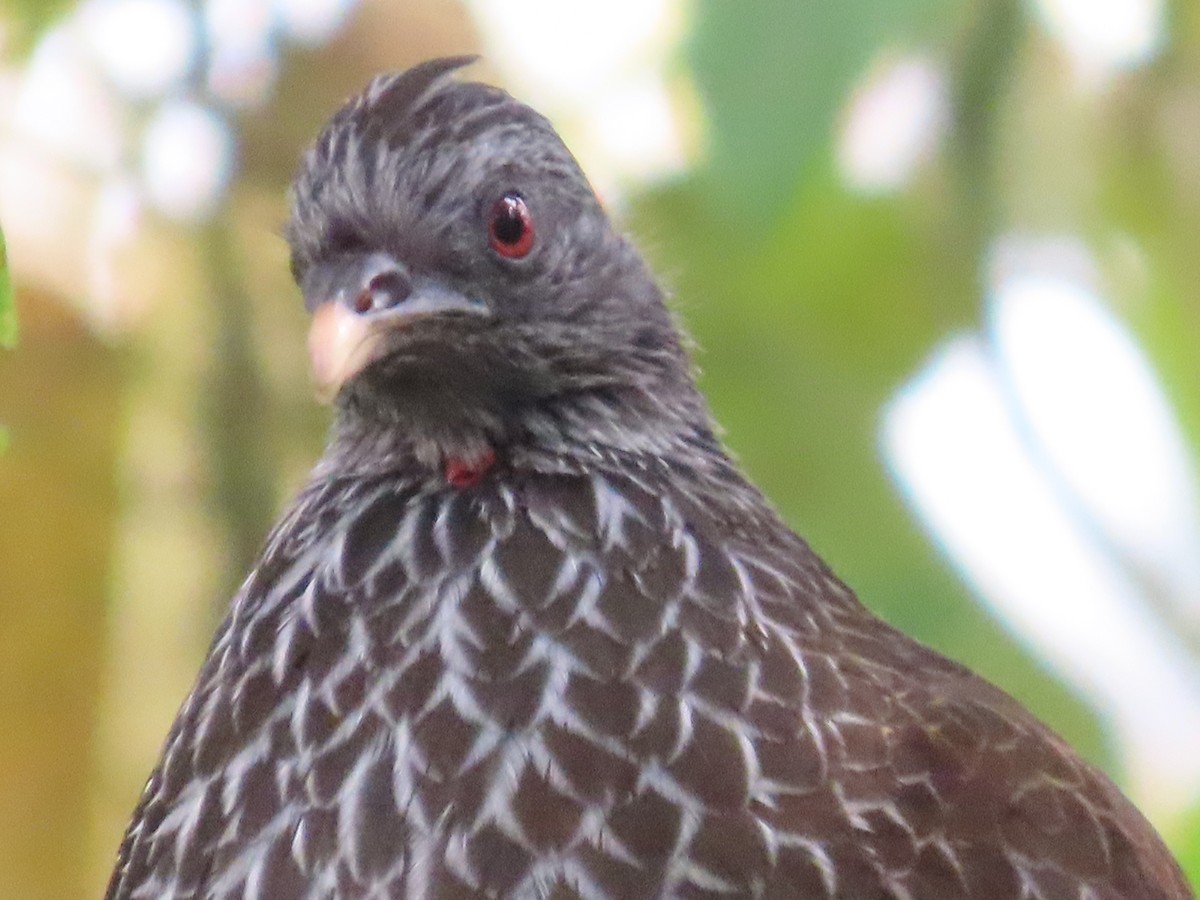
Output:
(366, 269), (413, 310)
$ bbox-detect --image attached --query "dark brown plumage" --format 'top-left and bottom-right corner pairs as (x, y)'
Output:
(106, 58), (1192, 900)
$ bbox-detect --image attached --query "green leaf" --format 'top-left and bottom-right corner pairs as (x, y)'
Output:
(1170, 800), (1200, 892)
(0, 224), (15, 349)
(688, 0), (953, 234)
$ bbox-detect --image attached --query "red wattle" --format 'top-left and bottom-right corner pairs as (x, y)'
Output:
(444, 448), (497, 488)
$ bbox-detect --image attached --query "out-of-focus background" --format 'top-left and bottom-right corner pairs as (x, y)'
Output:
(0, 0), (1198, 896)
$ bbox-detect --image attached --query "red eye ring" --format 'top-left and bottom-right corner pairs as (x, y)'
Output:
(488, 193), (535, 259)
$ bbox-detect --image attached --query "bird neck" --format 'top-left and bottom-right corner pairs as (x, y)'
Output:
(317, 377), (719, 484)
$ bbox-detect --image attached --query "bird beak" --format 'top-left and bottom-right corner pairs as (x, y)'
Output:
(307, 302), (380, 404)
(303, 253), (489, 402)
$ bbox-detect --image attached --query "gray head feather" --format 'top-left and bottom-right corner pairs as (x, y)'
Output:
(286, 58), (712, 472)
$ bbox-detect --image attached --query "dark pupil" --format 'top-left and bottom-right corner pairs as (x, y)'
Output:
(493, 200), (526, 244)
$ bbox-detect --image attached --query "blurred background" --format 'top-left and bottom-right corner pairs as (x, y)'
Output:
(0, 0), (1198, 896)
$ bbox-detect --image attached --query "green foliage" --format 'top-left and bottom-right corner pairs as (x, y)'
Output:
(688, 0), (954, 233)
(1175, 801), (1200, 890)
(0, 0), (74, 55)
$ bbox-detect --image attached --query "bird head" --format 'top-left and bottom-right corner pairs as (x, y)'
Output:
(287, 57), (707, 469)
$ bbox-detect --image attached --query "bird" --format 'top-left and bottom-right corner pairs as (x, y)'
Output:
(105, 56), (1192, 900)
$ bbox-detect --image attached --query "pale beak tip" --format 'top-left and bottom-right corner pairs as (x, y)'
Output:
(307, 301), (377, 403)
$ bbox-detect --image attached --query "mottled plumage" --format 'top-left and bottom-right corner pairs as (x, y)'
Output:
(107, 58), (1191, 900)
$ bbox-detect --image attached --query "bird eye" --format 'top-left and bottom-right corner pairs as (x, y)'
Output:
(487, 193), (534, 259)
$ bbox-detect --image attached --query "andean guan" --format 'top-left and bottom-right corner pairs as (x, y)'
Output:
(105, 57), (1192, 900)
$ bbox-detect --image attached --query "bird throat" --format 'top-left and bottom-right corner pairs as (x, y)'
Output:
(327, 360), (710, 484)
